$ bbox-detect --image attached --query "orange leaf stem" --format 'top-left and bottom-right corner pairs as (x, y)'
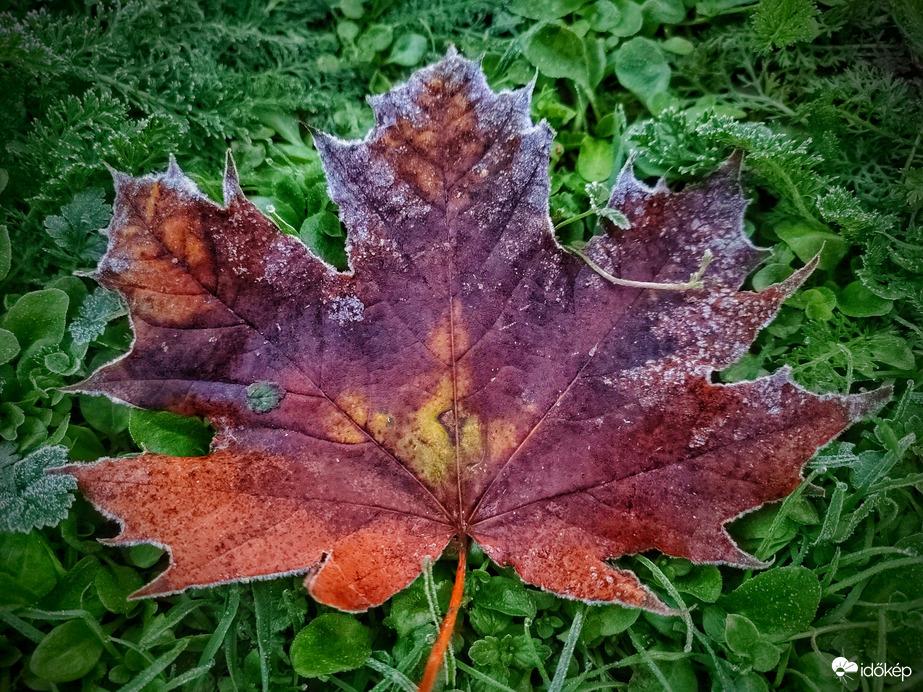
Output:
(417, 540), (467, 692)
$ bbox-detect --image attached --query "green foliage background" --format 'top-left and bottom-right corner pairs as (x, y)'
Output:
(1, 0), (922, 689)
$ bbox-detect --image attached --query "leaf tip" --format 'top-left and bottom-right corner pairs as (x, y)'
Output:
(104, 161), (132, 190)
(57, 375), (112, 399)
(157, 155), (209, 203)
(128, 575), (174, 600)
(725, 549), (772, 571)
(311, 131), (337, 159)
(772, 252), (820, 297)
(845, 384), (893, 421)
(721, 150), (745, 179)
(512, 77), (537, 118)
(639, 591), (684, 617)
(223, 150), (244, 206)
(767, 362), (891, 425)
(609, 153), (649, 204)
(166, 153), (181, 178)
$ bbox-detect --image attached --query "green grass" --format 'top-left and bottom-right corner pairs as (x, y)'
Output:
(1, 0), (922, 689)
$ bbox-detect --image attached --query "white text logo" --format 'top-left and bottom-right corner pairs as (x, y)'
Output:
(832, 657), (912, 683)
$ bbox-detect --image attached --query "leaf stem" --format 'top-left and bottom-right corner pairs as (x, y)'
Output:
(554, 209), (596, 231)
(417, 540), (468, 692)
(566, 246), (714, 291)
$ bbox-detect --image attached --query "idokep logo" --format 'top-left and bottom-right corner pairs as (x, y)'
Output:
(831, 656), (913, 683)
(832, 657), (858, 680)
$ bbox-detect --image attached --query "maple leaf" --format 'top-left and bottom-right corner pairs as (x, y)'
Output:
(56, 51), (887, 621)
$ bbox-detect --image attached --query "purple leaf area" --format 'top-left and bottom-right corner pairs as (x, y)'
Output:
(57, 51), (888, 614)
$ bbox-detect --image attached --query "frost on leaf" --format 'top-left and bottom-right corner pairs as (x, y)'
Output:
(54, 51), (888, 614)
(70, 287), (125, 346)
(1, 444), (75, 533)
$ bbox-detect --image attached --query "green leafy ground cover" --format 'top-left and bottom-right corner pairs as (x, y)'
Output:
(1, 0), (922, 689)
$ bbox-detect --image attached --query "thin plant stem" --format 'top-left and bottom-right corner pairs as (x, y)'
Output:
(417, 540), (467, 692)
(566, 246), (714, 291)
(554, 209), (596, 231)
(635, 555), (693, 653)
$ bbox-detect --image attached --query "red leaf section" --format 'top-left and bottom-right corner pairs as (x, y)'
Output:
(57, 51), (888, 614)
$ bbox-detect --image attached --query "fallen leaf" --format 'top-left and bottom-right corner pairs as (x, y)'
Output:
(56, 50), (887, 615)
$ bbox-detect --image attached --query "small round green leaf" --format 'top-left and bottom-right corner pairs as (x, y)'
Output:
(383, 578), (439, 637)
(614, 37), (670, 102)
(291, 613), (372, 677)
(64, 425), (107, 462)
(254, 109), (303, 147)
(675, 565), (723, 603)
(44, 350), (79, 375)
(524, 24), (588, 86)
(584, 1), (622, 31)
(30, 620), (104, 683)
(0, 402), (26, 440)
(662, 36), (694, 55)
(337, 20), (360, 43)
(369, 70), (392, 95)
(608, 0), (644, 37)
(339, 0), (364, 19)
(475, 576), (537, 618)
(628, 656), (697, 691)
(0, 639), (20, 668)
(0, 328), (19, 365)
(577, 137), (614, 181)
(359, 24), (393, 52)
(837, 281), (893, 317)
(108, 664), (132, 685)
(469, 603), (512, 636)
(640, 0), (686, 26)
(581, 603), (639, 641)
(388, 33), (427, 66)
(1, 289), (69, 349)
(721, 566), (820, 638)
(725, 613), (761, 655)
(800, 287), (836, 321)
(585, 35), (606, 88)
